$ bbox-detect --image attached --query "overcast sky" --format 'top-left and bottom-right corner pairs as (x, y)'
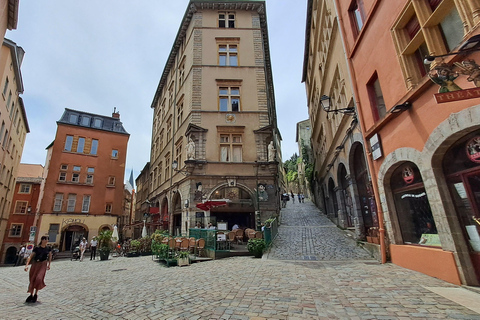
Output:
(7, 1), (308, 182)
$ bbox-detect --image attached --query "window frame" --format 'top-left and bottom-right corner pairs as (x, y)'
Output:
(219, 86), (241, 112)
(349, 0), (365, 37)
(367, 73), (386, 122)
(219, 12), (236, 28)
(219, 133), (243, 162)
(64, 135), (73, 151)
(19, 184), (31, 194)
(67, 194), (76, 212)
(14, 200), (28, 214)
(82, 195), (91, 213)
(53, 193), (63, 212)
(9, 223), (22, 237)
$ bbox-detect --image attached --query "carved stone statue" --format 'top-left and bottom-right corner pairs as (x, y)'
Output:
(268, 141), (275, 162)
(186, 137), (195, 160)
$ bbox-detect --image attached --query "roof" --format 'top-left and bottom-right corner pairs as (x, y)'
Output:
(17, 163), (44, 179)
(3, 38), (24, 93)
(57, 108), (129, 135)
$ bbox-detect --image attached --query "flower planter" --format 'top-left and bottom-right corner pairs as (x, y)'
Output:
(99, 249), (110, 261)
(126, 252), (140, 257)
(177, 257), (189, 266)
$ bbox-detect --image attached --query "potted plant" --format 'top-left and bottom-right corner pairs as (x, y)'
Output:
(97, 230), (113, 261)
(127, 239), (141, 257)
(247, 238), (266, 258)
(139, 236), (152, 255)
(176, 250), (190, 266)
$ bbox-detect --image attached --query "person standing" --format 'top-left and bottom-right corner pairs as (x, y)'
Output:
(90, 237), (97, 260)
(290, 191), (295, 203)
(79, 237), (87, 262)
(24, 236), (52, 303)
(15, 244), (26, 266)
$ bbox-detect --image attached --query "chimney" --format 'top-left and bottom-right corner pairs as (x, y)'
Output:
(112, 107), (120, 119)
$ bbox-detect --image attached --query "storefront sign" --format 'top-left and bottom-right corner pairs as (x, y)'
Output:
(434, 87), (480, 104)
(370, 134), (382, 160)
(466, 136), (480, 163)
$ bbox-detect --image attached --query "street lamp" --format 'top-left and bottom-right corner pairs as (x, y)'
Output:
(172, 160), (189, 176)
(390, 101), (412, 114)
(320, 95), (355, 114)
(424, 35), (480, 64)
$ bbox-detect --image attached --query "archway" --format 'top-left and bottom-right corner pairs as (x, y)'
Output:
(172, 193), (182, 236)
(4, 246), (18, 264)
(60, 224), (88, 252)
(338, 163), (353, 227)
(161, 197), (169, 231)
(327, 177), (338, 219)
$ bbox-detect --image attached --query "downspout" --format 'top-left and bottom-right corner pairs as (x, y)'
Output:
(332, 0), (386, 263)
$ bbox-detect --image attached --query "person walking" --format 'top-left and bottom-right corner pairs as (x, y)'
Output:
(290, 191), (295, 203)
(79, 237), (87, 262)
(15, 244), (26, 266)
(24, 236), (52, 303)
(298, 193), (301, 203)
(90, 237), (97, 260)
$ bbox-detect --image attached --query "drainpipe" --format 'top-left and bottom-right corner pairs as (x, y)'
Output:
(332, 0), (386, 263)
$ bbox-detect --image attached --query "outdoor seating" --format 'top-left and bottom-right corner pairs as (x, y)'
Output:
(167, 238), (175, 250)
(196, 238), (205, 257)
(180, 238), (189, 251)
(246, 229), (256, 240)
(175, 238), (182, 250)
(235, 229), (244, 244)
(254, 231), (263, 239)
(188, 237), (196, 253)
(227, 231), (236, 247)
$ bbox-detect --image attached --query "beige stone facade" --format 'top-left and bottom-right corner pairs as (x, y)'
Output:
(302, 0), (373, 240)
(147, 1), (281, 236)
(0, 38), (29, 254)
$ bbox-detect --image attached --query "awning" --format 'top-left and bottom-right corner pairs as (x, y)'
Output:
(196, 200), (229, 211)
(149, 207), (160, 214)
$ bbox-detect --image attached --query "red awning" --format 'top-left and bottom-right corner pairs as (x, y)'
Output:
(196, 200), (228, 211)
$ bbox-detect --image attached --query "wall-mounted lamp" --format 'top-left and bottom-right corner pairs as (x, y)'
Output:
(320, 95), (355, 114)
(424, 35), (480, 64)
(390, 101), (412, 114)
(184, 199), (189, 208)
(172, 160), (189, 176)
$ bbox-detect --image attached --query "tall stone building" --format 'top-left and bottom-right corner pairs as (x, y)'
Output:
(148, 0), (281, 236)
(302, 0), (372, 242)
(37, 109), (129, 251)
(0, 38), (29, 255)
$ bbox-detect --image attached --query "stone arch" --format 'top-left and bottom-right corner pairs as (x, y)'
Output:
(337, 162), (353, 227)
(97, 224), (112, 233)
(207, 183), (256, 205)
(62, 222), (90, 233)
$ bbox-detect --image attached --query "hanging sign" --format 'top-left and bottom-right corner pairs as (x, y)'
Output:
(466, 136), (480, 163)
(370, 134), (382, 160)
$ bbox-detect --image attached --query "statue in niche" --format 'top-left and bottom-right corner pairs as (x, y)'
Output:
(257, 184), (268, 202)
(186, 137), (195, 160)
(268, 141), (275, 162)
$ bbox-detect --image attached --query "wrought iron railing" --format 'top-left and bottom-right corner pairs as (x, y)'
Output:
(264, 218), (278, 246)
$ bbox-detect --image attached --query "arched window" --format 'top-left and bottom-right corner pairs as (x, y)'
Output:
(390, 162), (438, 246)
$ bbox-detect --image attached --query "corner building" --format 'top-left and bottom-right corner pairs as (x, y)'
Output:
(335, 0), (480, 285)
(148, 0), (281, 236)
(38, 109), (129, 251)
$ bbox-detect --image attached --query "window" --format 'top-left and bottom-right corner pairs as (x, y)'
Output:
(19, 184), (31, 194)
(111, 149), (118, 159)
(349, 0), (365, 35)
(53, 193), (63, 211)
(69, 114), (78, 124)
(93, 118), (102, 128)
(108, 176), (116, 186)
(2, 129), (8, 147)
(219, 44), (238, 66)
(105, 203), (112, 213)
(86, 174), (94, 184)
(9, 224), (22, 237)
(61, 164), (68, 170)
(177, 102), (184, 129)
(219, 87), (240, 112)
(65, 135), (73, 151)
(72, 173), (80, 183)
(219, 12), (235, 28)
(73, 166), (81, 171)
(77, 137), (85, 153)
(6, 91), (11, 111)
(2, 77), (8, 96)
(90, 139), (98, 155)
(81, 116), (90, 126)
(165, 153), (171, 179)
(82, 195), (91, 213)
(0, 122), (4, 144)
(392, 2), (467, 89)
(220, 134), (243, 162)
(48, 224), (60, 242)
(59, 172), (67, 181)
(175, 139), (183, 168)
(166, 116), (172, 141)
(14, 201), (28, 214)
(367, 74), (386, 122)
(67, 194), (76, 212)
(87, 167), (94, 173)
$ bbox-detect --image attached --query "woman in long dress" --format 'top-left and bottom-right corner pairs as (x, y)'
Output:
(24, 236), (52, 303)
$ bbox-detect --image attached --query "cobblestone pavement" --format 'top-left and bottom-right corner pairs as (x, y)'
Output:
(0, 200), (479, 319)
(265, 200), (373, 261)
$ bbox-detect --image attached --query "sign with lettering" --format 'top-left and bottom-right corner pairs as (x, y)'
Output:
(434, 87), (480, 104)
(370, 134), (382, 160)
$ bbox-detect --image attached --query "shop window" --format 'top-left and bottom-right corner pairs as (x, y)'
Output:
(390, 162), (439, 247)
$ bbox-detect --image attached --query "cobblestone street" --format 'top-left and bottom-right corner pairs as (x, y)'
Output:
(1, 200), (479, 319)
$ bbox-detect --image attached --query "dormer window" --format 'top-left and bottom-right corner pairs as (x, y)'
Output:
(81, 116), (90, 126)
(93, 118), (102, 128)
(69, 114), (78, 124)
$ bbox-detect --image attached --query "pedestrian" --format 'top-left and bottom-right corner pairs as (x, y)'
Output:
(298, 193), (301, 203)
(79, 237), (87, 262)
(24, 236), (52, 303)
(15, 244), (26, 266)
(290, 191), (295, 203)
(90, 237), (97, 260)
(232, 223), (239, 230)
(301, 194), (305, 203)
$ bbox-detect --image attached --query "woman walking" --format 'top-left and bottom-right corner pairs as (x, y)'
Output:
(24, 236), (52, 303)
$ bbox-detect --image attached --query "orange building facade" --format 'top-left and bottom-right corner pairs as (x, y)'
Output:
(333, 0), (480, 285)
(37, 109), (129, 251)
